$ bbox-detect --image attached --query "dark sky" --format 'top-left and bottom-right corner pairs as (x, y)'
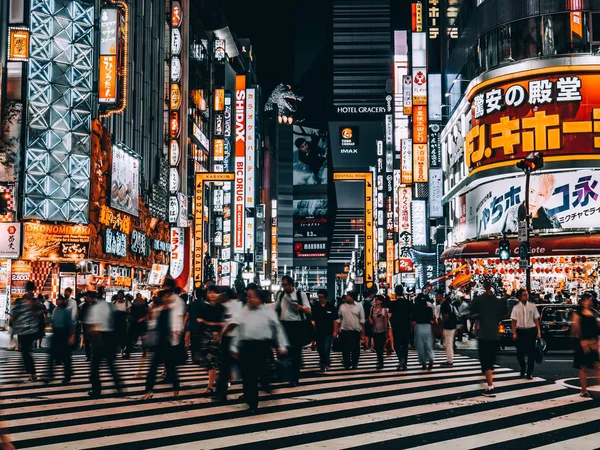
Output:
(221, 0), (296, 97)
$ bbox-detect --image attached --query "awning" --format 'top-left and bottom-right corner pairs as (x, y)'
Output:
(441, 234), (600, 260)
(427, 264), (467, 285)
(450, 274), (472, 288)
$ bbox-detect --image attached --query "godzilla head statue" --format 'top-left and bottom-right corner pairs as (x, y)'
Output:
(264, 84), (303, 117)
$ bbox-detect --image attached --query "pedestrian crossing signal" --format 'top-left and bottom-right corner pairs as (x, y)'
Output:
(499, 239), (511, 261)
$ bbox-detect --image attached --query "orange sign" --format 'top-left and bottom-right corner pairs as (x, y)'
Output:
(466, 68), (600, 172)
(99, 55), (117, 103)
(8, 28), (29, 61)
(170, 83), (181, 110)
(170, 111), (180, 138)
(413, 105), (427, 144)
(171, 1), (182, 27)
(214, 89), (225, 111)
(413, 143), (429, 182)
(213, 139), (224, 159)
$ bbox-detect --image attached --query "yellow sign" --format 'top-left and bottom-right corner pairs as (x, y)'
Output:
(413, 143), (429, 182)
(333, 172), (371, 181)
(214, 89), (225, 111)
(170, 83), (181, 110)
(99, 205), (132, 234)
(8, 28), (29, 61)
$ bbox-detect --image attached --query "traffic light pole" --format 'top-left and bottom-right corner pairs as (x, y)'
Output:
(524, 168), (532, 294)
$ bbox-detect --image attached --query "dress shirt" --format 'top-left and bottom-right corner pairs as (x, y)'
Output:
(510, 301), (540, 329)
(169, 294), (186, 346)
(66, 298), (78, 321)
(230, 304), (289, 353)
(85, 300), (115, 332)
(337, 302), (365, 332)
(222, 299), (243, 337)
(277, 290), (310, 322)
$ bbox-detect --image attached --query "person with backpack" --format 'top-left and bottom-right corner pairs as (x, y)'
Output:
(439, 293), (458, 366)
(275, 276), (312, 386)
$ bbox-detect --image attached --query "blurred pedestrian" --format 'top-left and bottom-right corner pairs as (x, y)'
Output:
(363, 290), (376, 351)
(197, 285), (225, 395)
(79, 292), (97, 361)
(470, 279), (507, 397)
(334, 290), (365, 370)
(572, 293), (600, 397)
(43, 295), (75, 384)
(370, 295), (390, 371)
(214, 288), (243, 402)
(412, 294), (435, 371)
(231, 287), (288, 414)
(275, 276), (311, 386)
(125, 293), (148, 358)
(439, 293), (458, 367)
(11, 281), (44, 381)
(511, 288), (541, 379)
(112, 291), (131, 358)
(311, 289), (337, 372)
(389, 285), (412, 370)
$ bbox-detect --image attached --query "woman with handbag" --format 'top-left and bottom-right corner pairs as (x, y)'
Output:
(197, 285), (225, 396)
(412, 294), (435, 371)
(572, 294), (600, 398)
(369, 295), (390, 371)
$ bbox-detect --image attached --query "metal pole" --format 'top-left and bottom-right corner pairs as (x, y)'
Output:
(525, 169), (532, 293)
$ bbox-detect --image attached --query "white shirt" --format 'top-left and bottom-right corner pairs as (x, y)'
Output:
(510, 301), (540, 329)
(66, 298), (77, 321)
(85, 300), (114, 332)
(337, 302), (365, 332)
(169, 294), (185, 346)
(230, 304), (289, 352)
(222, 299), (243, 337)
(277, 290), (310, 322)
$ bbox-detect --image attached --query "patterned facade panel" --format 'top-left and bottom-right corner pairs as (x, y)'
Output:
(25, 0), (94, 223)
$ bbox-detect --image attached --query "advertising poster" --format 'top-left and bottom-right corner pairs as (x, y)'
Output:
(461, 169), (600, 241)
(110, 146), (139, 216)
(23, 223), (91, 260)
(293, 125), (328, 185)
(293, 199), (328, 238)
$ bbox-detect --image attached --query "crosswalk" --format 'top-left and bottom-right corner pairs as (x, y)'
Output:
(0, 347), (598, 449)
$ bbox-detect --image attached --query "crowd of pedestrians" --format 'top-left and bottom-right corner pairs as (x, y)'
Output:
(4, 274), (599, 421)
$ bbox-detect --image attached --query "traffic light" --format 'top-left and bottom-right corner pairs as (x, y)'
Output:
(499, 239), (511, 261)
(516, 152), (544, 172)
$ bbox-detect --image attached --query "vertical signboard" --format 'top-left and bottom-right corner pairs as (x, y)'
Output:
(412, 199), (427, 246)
(224, 93), (232, 172)
(245, 88), (256, 208)
(429, 168), (443, 218)
(412, 68), (427, 106)
(234, 76), (246, 254)
(403, 75), (413, 115)
(413, 105), (428, 144)
(413, 143), (429, 183)
(401, 139), (413, 184)
(428, 123), (442, 168)
(365, 175), (374, 285)
(169, 1), (183, 227)
(99, 8), (118, 104)
(399, 187), (412, 237)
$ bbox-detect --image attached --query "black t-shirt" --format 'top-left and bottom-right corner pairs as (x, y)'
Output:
(440, 301), (457, 330)
(311, 301), (338, 336)
(199, 303), (225, 332)
(389, 298), (412, 329)
(130, 304), (148, 322)
(412, 305), (434, 324)
(187, 299), (207, 336)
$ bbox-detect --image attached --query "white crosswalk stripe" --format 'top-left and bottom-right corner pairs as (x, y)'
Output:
(0, 348), (598, 449)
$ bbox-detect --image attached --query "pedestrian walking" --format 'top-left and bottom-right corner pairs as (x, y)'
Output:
(125, 294), (148, 358)
(334, 290), (365, 369)
(275, 275), (312, 386)
(43, 295), (75, 384)
(362, 290), (376, 351)
(370, 295), (391, 371)
(412, 294), (435, 371)
(10, 281), (44, 382)
(112, 291), (131, 358)
(439, 293), (458, 366)
(470, 279), (508, 397)
(197, 285), (225, 395)
(85, 294), (124, 398)
(231, 287), (289, 414)
(214, 288), (243, 402)
(79, 292), (96, 361)
(311, 289), (337, 372)
(389, 285), (412, 370)
(572, 293), (600, 397)
(142, 287), (184, 400)
(511, 288), (541, 379)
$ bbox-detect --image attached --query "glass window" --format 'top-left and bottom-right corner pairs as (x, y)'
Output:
(6, 62), (23, 100)
(593, 13), (600, 41)
(8, 0), (24, 23)
(498, 24), (513, 62)
(513, 18), (540, 60)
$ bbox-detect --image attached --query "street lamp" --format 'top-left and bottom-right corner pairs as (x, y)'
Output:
(516, 152), (544, 293)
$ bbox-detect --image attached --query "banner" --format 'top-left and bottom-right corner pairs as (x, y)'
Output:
(110, 146), (139, 216)
(245, 88), (256, 207)
(234, 75), (246, 254)
(401, 139), (413, 184)
(413, 105), (428, 144)
(23, 223), (90, 260)
(294, 125), (328, 185)
(403, 75), (413, 115)
(293, 199), (328, 238)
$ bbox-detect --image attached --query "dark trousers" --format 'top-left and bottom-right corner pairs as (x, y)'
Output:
(83, 325), (93, 359)
(145, 343), (180, 393)
(114, 312), (128, 351)
(126, 323), (145, 355)
(392, 327), (410, 367)
(340, 330), (361, 368)
(47, 329), (72, 381)
(90, 332), (123, 395)
(516, 327), (537, 376)
(282, 321), (304, 382)
(239, 340), (271, 410)
(373, 332), (387, 367)
(316, 334), (333, 369)
(216, 336), (235, 396)
(18, 334), (36, 377)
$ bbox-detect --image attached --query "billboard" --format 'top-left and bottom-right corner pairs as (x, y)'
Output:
(245, 88), (256, 207)
(110, 146), (139, 216)
(234, 75), (246, 254)
(293, 199), (328, 238)
(23, 223), (90, 260)
(401, 139), (413, 184)
(329, 121), (382, 171)
(293, 125), (328, 185)
(459, 169), (600, 242)
(466, 69), (600, 173)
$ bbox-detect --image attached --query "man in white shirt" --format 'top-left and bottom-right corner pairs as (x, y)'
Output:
(511, 288), (541, 379)
(275, 275), (311, 386)
(64, 288), (77, 322)
(334, 290), (365, 369)
(214, 288), (243, 402)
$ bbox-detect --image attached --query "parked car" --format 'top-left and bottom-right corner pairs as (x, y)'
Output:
(498, 303), (600, 352)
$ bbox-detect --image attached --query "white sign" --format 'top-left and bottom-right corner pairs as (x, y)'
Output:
(177, 192), (188, 228)
(401, 138), (413, 183)
(518, 221), (528, 243)
(412, 67), (427, 106)
(171, 29), (182, 55)
(170, 57), (181, 82)
(168, 196), (179, 224)
(0, 292), (7, 320)
(245, 217), (255, 252)
(429, 168), (444, 218)
(403, 75), (413, 112)
(245, 88), (256, 208)
(412, 199), (427, 246)
(169, 140), (180, 166)
(170, 227), (185, 279)
(193, 123), (209, 151)
(148, 264), (168, 286)
(0, 223), (21, 258)
(234, 156), (245, 254)
(169, 168), (180, 194)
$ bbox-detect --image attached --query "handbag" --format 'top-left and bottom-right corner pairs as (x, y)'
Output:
(534, 338), (547, 363)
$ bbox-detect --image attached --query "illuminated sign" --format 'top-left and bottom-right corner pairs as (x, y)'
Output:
(169, 168), (180, 193)
(336, 106), (386, 114)
(171, 2), (182, 27)
(413, 143), (428, 183)
(413, 105), (428, 144)
(412, 68), (427, 106)
(170, 227), (185, 279)
(171, 28), (182, 55)
(131, 230), (150, 257)
(99, 56), (117, 103)
(23, 223), (91, 260)
(399, 187), (412, 244)
(171, 57), (181, 82)
(412, 1), (423, 32)
(429, 124), (442, 168)
(192, 123), (209, 151)
(401, 139), (413, 184)
(99, 205), (132, 234)
(224, 93), (232, 172)
(234, 75), (246, 254)
(214, 139), (224, 160)
(429, 168), (443, 218)
(294, 242), (327, 258)
(100, 9), (117, 55)
(170, 83), (181, 110)
(214, 39), (226, 62)
(8, 27), (30, 61)
(214, 89), (225, 111)
(466, 70), (600, 172)
(169, 140), (180, 166)
(169, 1), (183, 226)
(428, 0), (440, 40)
(397, 257), (414, 273)
(246, 88), (256, 209)
(104, 227), (127, 258)
(340, 126), (359, 147)
(0, 223), (21, 259)
(412, 200), (427, 246)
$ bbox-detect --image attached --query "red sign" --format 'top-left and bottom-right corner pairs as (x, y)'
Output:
(397, 258), (414, 273)
(413, 105), (427, 144)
